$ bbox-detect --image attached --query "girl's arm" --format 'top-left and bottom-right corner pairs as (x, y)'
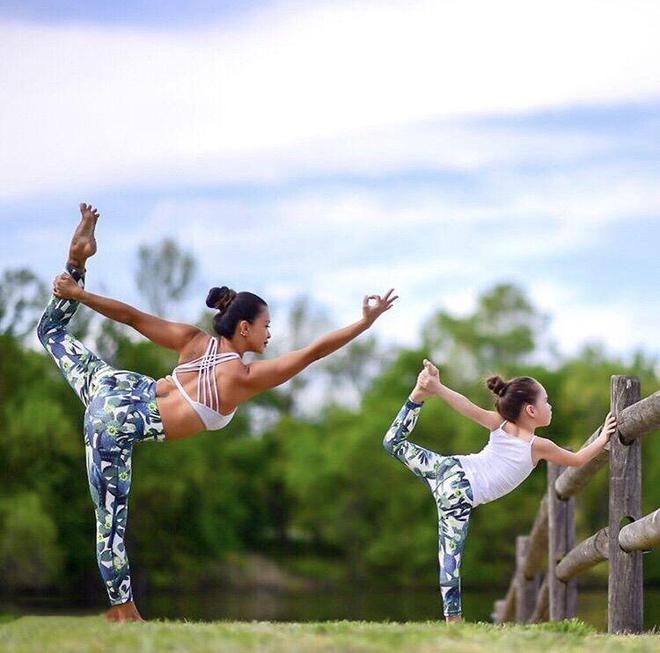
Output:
(534, 413), (617, 467)
(412, 359), (501, 430)
(234, 290), (397, 399)
(53, 273), (202, 352)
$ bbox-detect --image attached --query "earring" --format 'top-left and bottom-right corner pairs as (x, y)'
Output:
(241, 331), (248, 337)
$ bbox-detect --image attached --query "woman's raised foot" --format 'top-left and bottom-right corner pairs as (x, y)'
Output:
(68, 202), (99, 270)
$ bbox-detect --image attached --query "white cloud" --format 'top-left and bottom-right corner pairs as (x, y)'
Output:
(2, 0), (660, 198)
(528, 280), (658, 359)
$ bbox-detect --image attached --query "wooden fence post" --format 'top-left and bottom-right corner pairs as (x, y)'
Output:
(547, 462), (577, 620)
(608, 375), (643, 634)
(515, 535), (540, 623)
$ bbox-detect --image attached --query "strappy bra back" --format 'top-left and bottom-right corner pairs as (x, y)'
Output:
(170, 337), (241, 431)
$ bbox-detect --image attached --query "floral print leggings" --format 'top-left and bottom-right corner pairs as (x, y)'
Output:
(37, 264), (165, 605)
(383, 399), (474, 617)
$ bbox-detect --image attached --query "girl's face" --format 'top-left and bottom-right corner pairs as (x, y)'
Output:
(242, 307), (271, 354)
(531, 384), (553, 426)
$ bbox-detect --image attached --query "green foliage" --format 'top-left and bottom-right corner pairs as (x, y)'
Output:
(1, 267), (658, 604)
(0, 493), (64, 589)
(136, 239), (195, 316)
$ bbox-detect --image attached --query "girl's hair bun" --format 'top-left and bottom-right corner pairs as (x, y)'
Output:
(486, 375), (509, 397)
(206, 286), (237, 316)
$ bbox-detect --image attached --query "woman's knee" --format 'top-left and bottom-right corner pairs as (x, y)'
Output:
(36, 310), (51, 346)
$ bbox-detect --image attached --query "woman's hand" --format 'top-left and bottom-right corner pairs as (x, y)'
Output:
(600, 411), (618, 443)
(52, 272), (83, 301)
(362, 289), (398, 325)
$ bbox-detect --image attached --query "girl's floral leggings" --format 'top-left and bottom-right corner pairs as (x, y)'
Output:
(383, 399), (474, 617)
(37, 265), (165, 605)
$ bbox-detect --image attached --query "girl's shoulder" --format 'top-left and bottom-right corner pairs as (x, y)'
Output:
(499, 420), (535, 443)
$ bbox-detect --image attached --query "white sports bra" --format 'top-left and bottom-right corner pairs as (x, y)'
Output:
(168, 336), (241, 431)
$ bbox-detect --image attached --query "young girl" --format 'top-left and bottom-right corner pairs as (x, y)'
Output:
(383, 359), (617, 623)
(40, 203), (397, 622)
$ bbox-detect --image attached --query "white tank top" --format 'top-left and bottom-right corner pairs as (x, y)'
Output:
(167, 336), (241, 431)
(455, 420), (537, 507)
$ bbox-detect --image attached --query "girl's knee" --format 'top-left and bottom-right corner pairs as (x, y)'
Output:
(382, 435), (396, 455)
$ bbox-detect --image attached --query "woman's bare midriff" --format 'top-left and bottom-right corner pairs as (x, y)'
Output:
(154, 376), (238, 440)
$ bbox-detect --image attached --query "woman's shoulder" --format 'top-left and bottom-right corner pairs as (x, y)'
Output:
(177, 330), (214, 363)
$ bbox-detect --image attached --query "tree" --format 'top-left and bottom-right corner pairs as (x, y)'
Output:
(0, 268), (49, 340)
(135, 239), (195, 316)
(422, 283), (549, 380)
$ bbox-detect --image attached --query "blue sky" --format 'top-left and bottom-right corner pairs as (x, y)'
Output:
(1, 0), (659, 364)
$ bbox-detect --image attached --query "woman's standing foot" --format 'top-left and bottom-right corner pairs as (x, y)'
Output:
(104, 601), (145, 623)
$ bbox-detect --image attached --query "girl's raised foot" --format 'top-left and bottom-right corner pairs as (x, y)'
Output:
(104, 600), (145, 623)
(68, 202), (99, 270)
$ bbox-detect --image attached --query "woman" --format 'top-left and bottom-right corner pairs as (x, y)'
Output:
(383, 359), (617, 623)
(39, 203), (397, 622)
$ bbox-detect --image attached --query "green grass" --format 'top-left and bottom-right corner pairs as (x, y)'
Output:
(1, 617), (659, 652)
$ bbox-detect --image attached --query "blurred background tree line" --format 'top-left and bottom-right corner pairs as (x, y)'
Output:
(0, 240), (658, 604)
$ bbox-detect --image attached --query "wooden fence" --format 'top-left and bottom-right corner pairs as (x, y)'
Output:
(492, 376), (660, 634)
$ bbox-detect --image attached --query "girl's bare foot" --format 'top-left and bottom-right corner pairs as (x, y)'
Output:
(104, 600), (145, 623)
(68, 202), (99, 270)
(445, 614), (463, 624)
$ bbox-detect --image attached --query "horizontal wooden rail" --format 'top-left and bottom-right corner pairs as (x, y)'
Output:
(554, 427), (608, 500)
(554, 391), (659, 500)
(556, 527), (609, 582)
(619, 509), (660, 552)
(619, 390), (660, 444)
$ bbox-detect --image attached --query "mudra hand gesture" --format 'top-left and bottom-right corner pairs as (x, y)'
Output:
(362, 289), (398, 325)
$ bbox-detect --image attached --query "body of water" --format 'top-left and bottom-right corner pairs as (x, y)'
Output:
(4, 588), (660, 631)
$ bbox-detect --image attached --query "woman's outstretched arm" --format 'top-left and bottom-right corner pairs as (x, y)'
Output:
(234, 289), (397, 399)
(412, 359), (502, 430)
(52, 273), (202, 352)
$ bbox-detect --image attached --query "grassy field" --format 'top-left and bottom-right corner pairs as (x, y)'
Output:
(1, 617), (660, 653)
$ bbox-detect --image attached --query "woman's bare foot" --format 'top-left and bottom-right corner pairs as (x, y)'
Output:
(104, 600), (145, 623)
(68, 202), (99, 271)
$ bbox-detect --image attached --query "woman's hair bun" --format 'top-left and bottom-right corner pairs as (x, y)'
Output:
(486, 375), (509, 397)
(206, 286), (237, 316)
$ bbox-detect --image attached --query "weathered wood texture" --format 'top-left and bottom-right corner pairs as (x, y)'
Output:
(495, 574), (517, 624)
(491, 600), (505, 624)
(555, 389), (659, 500)
(619, 509), (660, 552)
(522, 495), (549, 579)
(608, 375), (643, 635)
(556, 527), (609, 581)
(529, 575), (549, 624)
(547, 462), (577, 620)
(516, 536), (540, 623)
(618, 390), (660, 444)
(554, 426), (609, 500)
